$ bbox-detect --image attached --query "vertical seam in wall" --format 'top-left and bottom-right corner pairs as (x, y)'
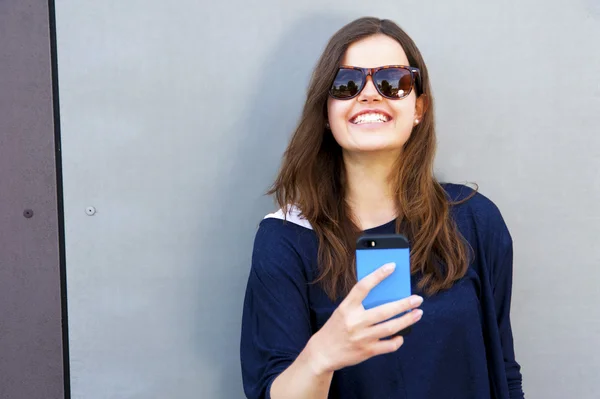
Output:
(47, 0), (71, 397)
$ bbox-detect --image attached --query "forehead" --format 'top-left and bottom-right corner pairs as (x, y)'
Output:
(341, 34), (409, 68)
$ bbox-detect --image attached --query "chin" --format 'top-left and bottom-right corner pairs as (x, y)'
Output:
(345, 141), (405, 154)
(332, 127), (411, 154)
(345, 134), (408, 153)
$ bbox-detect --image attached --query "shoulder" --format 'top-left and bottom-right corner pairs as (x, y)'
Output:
(263, 205), (313, 230)
(250, 206), (317, 280)
(442, 182), (506, 228)
(441, 183), (512, 247)
(256, 205), (315, 252)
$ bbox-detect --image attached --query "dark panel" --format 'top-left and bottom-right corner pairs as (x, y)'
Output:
(0, 1), (66, 398)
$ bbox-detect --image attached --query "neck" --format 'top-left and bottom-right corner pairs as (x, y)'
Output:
(343, 150), (400, 230)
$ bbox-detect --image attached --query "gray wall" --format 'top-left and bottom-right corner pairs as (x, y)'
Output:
(0, 1), (65, 398)
(54, 0), (600, 398)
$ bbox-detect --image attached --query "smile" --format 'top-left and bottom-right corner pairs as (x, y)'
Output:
(350, 112), (392, 125)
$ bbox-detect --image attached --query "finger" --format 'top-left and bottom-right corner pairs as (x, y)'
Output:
(366, 308), (423, 340)
(363, 295), (423, 325)
(369, 334), (405, 356)
(347, 262), (396, 304)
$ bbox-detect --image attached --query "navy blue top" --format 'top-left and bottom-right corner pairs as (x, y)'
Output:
(240, 184), (524, 399)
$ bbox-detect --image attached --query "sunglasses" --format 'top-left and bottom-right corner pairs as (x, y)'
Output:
(329, 65), (421, 100)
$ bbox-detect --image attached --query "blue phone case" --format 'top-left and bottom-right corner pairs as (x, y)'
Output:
(355, 234), (412, 311)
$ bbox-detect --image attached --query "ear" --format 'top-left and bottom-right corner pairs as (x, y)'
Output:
(415, 93), (429, 121)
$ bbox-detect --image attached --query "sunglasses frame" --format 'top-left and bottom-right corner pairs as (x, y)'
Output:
(329, 65), (422, 100)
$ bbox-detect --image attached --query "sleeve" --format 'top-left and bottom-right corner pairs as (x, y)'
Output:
(240, 221), (313, 399)
(492, 229), (525, 399)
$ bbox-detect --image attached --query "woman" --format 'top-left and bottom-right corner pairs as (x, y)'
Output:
(240, 17), (524, 399)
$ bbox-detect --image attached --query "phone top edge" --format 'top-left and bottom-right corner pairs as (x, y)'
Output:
(356, 233), (410, 250)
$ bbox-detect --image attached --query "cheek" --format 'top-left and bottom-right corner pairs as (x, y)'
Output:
(327, 101), (350, 147)
(391, 100), (417, 125)
(327, 99), (351, 126)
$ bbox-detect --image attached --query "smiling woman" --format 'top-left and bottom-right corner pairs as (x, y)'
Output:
(240, 17), (524, 399)
(327, 37), (425, 153)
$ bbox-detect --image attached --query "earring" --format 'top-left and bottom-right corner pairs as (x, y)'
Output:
(414, 119), (420, 125)
(325, 122), (330, 129)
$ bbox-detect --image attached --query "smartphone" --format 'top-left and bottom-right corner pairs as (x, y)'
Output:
(355, 234), (412, 336)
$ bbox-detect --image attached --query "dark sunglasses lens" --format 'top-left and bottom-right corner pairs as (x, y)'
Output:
(374, 68), (413, 98)
(330, 69), (363, 98)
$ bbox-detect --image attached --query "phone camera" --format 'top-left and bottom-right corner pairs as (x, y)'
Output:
(363, 240), (376, 248)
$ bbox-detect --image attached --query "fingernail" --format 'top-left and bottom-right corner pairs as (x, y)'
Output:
(413, 309), (423, 320)
(410, 295), (423, 306)
(382, 263), (396, 272)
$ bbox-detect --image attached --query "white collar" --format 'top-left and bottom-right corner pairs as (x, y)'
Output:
(264, 205), (313, 230)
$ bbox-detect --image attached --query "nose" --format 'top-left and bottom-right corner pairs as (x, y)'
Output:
(357, 76), (382, 103)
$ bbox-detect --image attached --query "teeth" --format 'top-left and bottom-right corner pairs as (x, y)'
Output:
(352, 113), (390, 124)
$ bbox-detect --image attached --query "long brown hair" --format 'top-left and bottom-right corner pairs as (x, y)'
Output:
(269, 17), (473, 299)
